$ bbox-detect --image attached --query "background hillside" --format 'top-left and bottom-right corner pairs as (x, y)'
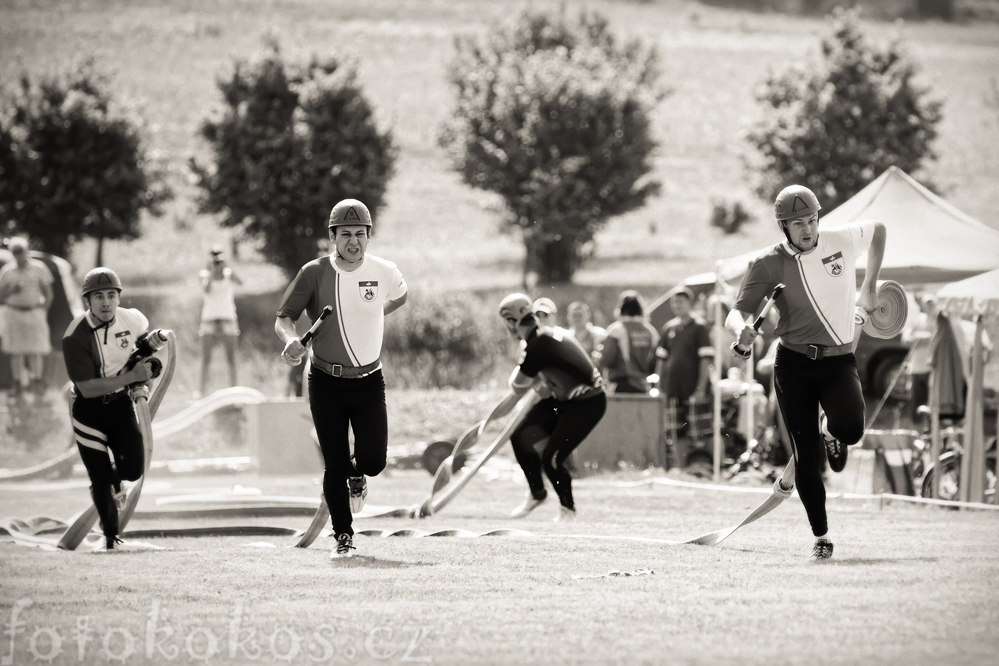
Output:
(2, 0), (998, 399)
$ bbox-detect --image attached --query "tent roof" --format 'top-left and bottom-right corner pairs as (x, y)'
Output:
(715, 166), (999, 287)
(936, 267), (999, 319)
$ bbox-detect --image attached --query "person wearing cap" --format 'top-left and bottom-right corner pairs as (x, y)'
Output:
(655, 286), (713, 435)
(0, 237), (54, 400)
(725, 184), (886, 560)
(62, 267), (162, 551)
(498, 293), (606, 521)
(532, 297), (559, 328)
(275, 198), (408, 559)
(598, 290), (659, 394)
(197, 245), (243, 398)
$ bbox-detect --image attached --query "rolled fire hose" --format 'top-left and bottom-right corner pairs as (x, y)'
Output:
(862, 280), (908, 339)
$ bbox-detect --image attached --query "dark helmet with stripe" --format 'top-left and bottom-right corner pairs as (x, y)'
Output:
(774, 185), (821, 221)
(328, 199), (373, 230)
(82, 267), (123, 296)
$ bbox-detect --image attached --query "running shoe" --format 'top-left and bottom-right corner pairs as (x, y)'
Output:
(331, 533), (355, 559)
(347, 476), (367, 513)
(811, 538), (834, 560)
(820, 413), (847, 473)
(509, 494), (546, 519)
(553, 506), (576, 523)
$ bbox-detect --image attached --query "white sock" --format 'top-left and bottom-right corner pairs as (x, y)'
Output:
(815, 533), (830, 543)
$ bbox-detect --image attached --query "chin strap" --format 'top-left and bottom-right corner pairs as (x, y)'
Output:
(780, 222), (811, 254)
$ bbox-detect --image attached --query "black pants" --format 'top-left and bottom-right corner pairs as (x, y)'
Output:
(308, 369), (388, 537)
(72, 394), (145, 538)
(510, 393), (607, 510)
(774, 346), (865, 537)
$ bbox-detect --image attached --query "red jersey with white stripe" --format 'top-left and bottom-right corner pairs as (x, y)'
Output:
(734, 222), (875, 347)
(277, 254), (407, 367)
(63, 308), (150, 387)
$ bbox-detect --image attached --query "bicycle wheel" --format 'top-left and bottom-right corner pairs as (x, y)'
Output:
(921, 457), (997, 502)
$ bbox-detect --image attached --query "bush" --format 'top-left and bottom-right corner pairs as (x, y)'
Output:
(192, 39), (396, 279)
(710, 199), (753, 235)
(743, 7), (943, 211)
(0, 57), (169, 261)
(439, 7), (662, 284)
(382, 290), (511, 389)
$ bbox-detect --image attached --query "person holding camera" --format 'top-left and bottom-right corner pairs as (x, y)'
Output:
(197, 245), (242, 398)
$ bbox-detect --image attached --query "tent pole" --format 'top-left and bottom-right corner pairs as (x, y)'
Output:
(712, 280), (724, 481)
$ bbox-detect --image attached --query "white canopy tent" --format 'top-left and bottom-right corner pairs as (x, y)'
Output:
(936, 268), (999, 504)
(715, 166), (999, 289)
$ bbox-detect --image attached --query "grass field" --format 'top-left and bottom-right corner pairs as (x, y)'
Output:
(2, 6), (999, 662)
(2, 465), (999, 664)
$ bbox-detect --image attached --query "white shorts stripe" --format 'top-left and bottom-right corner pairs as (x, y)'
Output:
(72, 418), (107, 443)
(75, 435), (108, 452)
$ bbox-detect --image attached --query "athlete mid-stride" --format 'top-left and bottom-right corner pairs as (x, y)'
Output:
(62, 268), (162, 551)
(498, 293), (607, 522)
(276, 198), (408, 560)
(726, 185), (886, 560)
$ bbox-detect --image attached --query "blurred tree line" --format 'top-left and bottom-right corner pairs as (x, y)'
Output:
(0, 5), (947, 386)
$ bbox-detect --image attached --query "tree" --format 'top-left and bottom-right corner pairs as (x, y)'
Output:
(192, 40), (396, 278)
(0, 58), (169, 262)
(743, 7), (943, 211)
(439, 7), (663, 284)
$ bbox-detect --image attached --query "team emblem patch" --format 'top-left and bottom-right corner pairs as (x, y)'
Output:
(822, 252), (844, 277)
(115, 331), (131, 348)
(359, 280), (378, 301)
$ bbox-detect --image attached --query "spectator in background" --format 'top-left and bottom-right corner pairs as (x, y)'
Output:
(903, 294), (938, 421)
(197, 245), (242, 398)
(566, 300), (606, 364)
(655, 287), (712, 429)
(598, 290), (658, 394)
(533, 297), (559, 328)
(0, 237), (53, 400)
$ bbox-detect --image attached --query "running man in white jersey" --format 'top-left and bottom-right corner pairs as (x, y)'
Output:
(275, 199), (408, 559)
(725, 185), (886, 560)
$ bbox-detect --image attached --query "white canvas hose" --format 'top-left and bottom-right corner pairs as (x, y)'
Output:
(862, 280), (909, 339)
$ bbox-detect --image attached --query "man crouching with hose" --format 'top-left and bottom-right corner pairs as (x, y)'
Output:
(498, 293), (607, 521)
(62, 268), (165, 551)
(726, 185), (886, 559)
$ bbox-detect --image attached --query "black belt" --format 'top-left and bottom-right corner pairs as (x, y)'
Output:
(75, 388), (128, 404)
(6, 304), (42, 311)
(780, 341), (852, 360)
(311, 356), (381, 378)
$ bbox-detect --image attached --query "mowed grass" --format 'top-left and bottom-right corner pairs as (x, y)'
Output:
(2, 467), (999, 665)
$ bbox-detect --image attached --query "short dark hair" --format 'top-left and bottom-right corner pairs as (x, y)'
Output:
(671, 287), (694, 302)
(618, 290), (644, 317)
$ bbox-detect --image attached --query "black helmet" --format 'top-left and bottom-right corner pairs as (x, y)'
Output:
(81, 267), (123, 296)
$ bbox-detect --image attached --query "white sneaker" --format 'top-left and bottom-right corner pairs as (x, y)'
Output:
(331, 533), (355, 559)
(509, 494), (546, 519)
(347, 476), (367, 513)
(553, 506), (576, 523)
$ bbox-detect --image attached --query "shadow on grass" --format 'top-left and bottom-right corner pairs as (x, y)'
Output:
(820, 556), (941, 566)
(330, 555), (433, 568)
